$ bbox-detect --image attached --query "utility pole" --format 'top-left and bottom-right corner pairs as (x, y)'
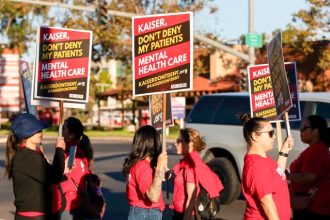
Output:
(249, 0), (255, 65)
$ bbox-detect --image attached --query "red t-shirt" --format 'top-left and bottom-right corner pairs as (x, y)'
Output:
(61, 147), (90, 211)
(171, 163), (197, 213)
(126, 160), (165, 211)
(242, 154), (291, 220)
(290, 141), (330, 215)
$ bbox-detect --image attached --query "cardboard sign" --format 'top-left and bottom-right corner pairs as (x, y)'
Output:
(149, 93), (173, 130)
(132, 12), (193, 96)
(33, 26), (92, 103)
(248, 62), (300, 122)
(267, 32), (292, 119)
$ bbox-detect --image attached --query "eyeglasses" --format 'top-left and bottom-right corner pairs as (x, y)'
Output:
(176, 138), (183, 144)
(300, 126), (312, 132)
(257, 130), (275, 138)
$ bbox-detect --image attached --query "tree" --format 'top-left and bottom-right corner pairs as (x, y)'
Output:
(0, 0), (218, 122)
(282, 0), (330, 91)
(0, 1), (50, 53)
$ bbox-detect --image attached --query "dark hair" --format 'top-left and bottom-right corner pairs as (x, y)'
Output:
(64, 117), (93, 164)
(180, 128), (206, 152)
(122, 125), (162, 177)
(305, 115), (329, 146)
(240, 113), (269, 145)
(64, 117), (84, 140)
(4, 132), (20, 179)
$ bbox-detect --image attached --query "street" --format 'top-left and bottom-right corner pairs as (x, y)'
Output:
(0, 136), (245, 220)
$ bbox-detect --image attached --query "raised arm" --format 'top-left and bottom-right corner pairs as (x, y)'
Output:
(146, 152), (168, 203)
(277, 136), (294, 171)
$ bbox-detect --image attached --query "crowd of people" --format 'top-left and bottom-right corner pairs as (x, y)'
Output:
(4, 112), (330, 219)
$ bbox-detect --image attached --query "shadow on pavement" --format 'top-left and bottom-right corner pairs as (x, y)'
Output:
(104, 171), (126, 183)
(102, 187), (129, 219)
(95, 153), (128, 163)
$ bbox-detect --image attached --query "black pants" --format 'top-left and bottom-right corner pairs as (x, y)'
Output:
(172, 211), (197, 220)
(293, 209), (330, 220)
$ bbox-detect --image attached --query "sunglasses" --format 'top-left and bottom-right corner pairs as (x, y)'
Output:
(176, 138), (183, 144)
(258, 130), (275, 138)
(300, 126), (312, 131)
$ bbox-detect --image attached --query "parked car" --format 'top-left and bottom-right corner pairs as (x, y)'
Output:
(185, 92), (330, 204)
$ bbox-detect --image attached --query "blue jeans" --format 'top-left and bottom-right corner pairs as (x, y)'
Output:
(128, 206), (162, 220)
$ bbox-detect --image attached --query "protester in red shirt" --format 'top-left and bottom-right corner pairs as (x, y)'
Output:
(123, 125), (168, 220)
(170, 128), (223, 220)
(287, 115), (330, 219)
(241, 114), (293, 220)
(58, 117), (94, 219)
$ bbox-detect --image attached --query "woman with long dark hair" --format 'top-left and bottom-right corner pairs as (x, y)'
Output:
(287, 115), (330, 219)
(5, 113), (65, 220)
(241, 114), (293, 220)
(123, 125), (168, 220)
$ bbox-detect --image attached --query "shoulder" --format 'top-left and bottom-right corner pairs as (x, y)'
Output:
(132, 160), (151, 173)
(244, 155), (272, 174)
(245, 154), (269, 166)
(304, 142), (328, 158)
(15, 148), (42, 160)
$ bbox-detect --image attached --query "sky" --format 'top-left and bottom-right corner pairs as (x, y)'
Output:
(194, 0), (310, 42)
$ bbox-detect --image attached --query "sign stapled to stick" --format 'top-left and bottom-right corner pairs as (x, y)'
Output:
(149, 93), (173, 130)
(132, 12), (193, 96)
(266, 32), (292, 119)
(248, 62), (300, 122)
(33, 26), (92, 104)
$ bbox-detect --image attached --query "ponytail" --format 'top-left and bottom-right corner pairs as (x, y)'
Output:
(5, 132), (20, 179)
(79, 134), (93, 166)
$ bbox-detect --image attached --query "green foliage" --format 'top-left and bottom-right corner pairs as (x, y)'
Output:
(282, 0), (330, 91)
(0, 1), (49, 53)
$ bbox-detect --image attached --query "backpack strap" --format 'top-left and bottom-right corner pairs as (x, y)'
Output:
(182, 168), (201, 220)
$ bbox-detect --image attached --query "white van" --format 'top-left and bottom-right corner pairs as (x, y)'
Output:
(185, 92), (330, 204)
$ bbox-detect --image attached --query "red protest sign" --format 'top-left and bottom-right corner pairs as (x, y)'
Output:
(248, 62), (300, 122)
(132, 12), (193, 96)
(33, 27), (92, 103)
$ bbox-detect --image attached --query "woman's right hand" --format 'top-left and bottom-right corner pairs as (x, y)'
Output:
(56, 137), (66, 150)
(281, 135), (294, 154)
(156, 152), (168, 173)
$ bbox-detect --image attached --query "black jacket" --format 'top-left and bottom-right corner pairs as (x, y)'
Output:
(12, 147), (65, 214)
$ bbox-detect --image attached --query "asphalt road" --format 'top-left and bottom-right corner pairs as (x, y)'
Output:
(0, 136), (245, 220)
